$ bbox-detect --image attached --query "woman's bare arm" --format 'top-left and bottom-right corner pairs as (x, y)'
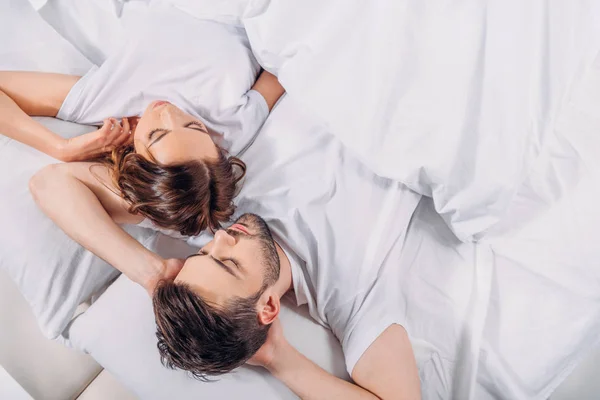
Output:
(0, 72), (78, 158)
(0, 71), (79, 116)
(0, 71), (130, 161)
(30, 162), (183, 293)
(251, 70), (285, 111)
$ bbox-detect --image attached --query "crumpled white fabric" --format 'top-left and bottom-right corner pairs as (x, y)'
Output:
(236, 0), (600, 242)
(39, 0), (151, 65)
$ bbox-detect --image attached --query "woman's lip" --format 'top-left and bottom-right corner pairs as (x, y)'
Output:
(153, 100), (169, 109)
(231, 224), (250, 235)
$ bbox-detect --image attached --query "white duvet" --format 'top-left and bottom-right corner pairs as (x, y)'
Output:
(238, 0), (600, 242)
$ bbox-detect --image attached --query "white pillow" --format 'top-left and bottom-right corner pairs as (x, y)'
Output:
(0, 117), (157, 340)
(0, 0), (155, 340)
(67, 271), (348, 400)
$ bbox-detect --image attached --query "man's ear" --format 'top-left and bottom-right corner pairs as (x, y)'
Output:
(257, 291), (280, 326)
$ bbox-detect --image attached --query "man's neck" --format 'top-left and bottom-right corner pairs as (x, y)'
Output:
(273, 240), (293, 298)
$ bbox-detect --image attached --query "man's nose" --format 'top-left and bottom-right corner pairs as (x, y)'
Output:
(212, 229), (236, 252)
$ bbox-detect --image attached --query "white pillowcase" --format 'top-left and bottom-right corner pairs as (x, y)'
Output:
(0, 0), (156, 340)
(67, 272), (348, 400)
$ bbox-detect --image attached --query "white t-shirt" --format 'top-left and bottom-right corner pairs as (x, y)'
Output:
(57, 0), (268, 156)
(188, 96), (424, 373)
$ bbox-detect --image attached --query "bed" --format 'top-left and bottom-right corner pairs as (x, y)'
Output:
(2, 1), (600, 399)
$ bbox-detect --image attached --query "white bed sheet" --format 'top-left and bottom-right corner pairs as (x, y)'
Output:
(38, 0), (150, 66)
(475, 54), (600, 399)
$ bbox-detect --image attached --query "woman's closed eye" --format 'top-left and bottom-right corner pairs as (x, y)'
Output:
(184, 121), (207, 133)
(147, 128), (171, 148)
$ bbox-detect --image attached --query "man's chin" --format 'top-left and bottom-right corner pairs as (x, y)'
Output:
(236, 213), (273, 240)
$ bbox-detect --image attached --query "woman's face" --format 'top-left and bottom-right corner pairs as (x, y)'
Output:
(133, 101), (219, 165)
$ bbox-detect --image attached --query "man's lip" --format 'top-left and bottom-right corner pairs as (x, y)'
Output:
(230, 224), (250, 235)
(153, 100), (169, 109)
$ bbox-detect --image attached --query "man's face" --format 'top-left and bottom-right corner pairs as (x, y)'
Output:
(175, 214), (280, 306)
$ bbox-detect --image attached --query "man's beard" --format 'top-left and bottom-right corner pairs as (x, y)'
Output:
(227, 213), (280, 284)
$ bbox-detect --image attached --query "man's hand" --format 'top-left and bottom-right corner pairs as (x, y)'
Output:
(247, 318), (380, 399)
(247, 318), (286, 369)
(58, 117), (134, 162)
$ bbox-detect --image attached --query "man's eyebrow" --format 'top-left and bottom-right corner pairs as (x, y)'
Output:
(187, 253), (240, 279)
(210, 256), (240, 279)
(148, 129), (171, 148)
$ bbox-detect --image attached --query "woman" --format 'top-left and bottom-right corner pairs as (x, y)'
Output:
(1, 69), (283, 237)
(0, 68), (283, 291)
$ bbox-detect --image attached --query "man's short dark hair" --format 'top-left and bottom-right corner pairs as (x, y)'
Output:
(153, 281), (269, 380)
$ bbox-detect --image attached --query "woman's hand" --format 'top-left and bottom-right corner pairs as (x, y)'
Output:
(58, 117), (134, 162)
(145, 257), (186, 296)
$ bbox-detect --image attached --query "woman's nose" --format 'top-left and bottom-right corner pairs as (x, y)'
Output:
(159, 106), (177, 125)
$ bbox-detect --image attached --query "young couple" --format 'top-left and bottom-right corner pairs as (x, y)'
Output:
(1, 37), (422, 400)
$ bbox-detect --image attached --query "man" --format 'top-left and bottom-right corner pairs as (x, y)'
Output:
(147, 97), (476, 399)
(154, 212), (422, 399)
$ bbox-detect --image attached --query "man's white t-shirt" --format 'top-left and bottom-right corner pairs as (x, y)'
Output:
(57, 0), (268, 156)
(183, 95), (480, 397)
(188, 96), (424, 373)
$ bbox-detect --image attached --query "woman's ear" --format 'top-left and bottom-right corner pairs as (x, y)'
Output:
(257, 291), (280, 326)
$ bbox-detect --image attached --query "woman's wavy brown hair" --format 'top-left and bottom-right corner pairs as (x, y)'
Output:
(102, 143), (246, 236)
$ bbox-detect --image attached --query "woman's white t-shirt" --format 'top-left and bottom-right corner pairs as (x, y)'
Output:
(57, 0), (269, 156)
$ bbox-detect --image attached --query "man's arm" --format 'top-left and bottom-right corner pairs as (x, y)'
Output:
(250, 321), (420, 400)
(352, 324), (421, 400)
(251, 70), (285, 111)
(29, 162), (182, 294)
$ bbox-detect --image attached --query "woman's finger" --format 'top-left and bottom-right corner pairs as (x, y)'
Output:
(113, 128), (132, 148)
(110, 118), (131, 146)
(106, 118), (123, 141)
(120, 117), (130, 135)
